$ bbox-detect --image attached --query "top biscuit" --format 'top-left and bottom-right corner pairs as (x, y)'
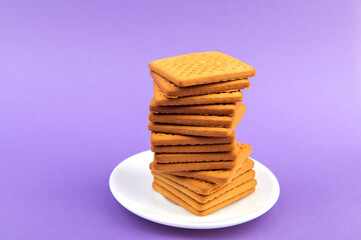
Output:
(149, 51), (255, 87)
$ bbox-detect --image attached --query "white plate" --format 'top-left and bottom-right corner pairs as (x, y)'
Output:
(109, 150), (280, 229)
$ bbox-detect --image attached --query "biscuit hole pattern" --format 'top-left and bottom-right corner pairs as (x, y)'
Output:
(152, 52), (253, 78)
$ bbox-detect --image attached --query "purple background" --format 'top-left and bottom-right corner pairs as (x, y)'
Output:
(1, 0), (360, 239)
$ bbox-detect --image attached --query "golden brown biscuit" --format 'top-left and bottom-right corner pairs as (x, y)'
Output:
(151, 71), (250, 97)
(154, 165), (255, 197)
(149, 98), (238, 116)
(154, 148), (239, 163)
(148, 103), (245, 137)
(154, 170), (256, 206)
(149, 51), (255, 87)
(152, 183), (256, 216)
(149, 113), (233, 127)
(153, 170), (254, 204)
(154, 83), (243, 106)
(150, 132), (235, 146)
(170, 158), (254, 184)
(153, 144), (251, 194)
(151, 143), (250, 173)
(149, 122), (230, 137)
(150, 143), (249, 172)
(149, 103), (243, 127)
(150, 160), (236, 172)
(151, 142), (237, 153)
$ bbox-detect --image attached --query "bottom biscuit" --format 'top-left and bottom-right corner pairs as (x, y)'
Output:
(153, 182), (255, 216)
(154, 164), (254, 195)
(153, 170), (255, 203)
(154, 177), (256, 210)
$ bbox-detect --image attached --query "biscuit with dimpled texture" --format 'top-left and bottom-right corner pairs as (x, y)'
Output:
(149, 51), (255, 87)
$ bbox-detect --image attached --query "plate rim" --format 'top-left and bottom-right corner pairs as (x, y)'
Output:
(109, 150), (280, 229)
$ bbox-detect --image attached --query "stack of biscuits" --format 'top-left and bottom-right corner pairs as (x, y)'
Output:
(148, 52), (256, 216)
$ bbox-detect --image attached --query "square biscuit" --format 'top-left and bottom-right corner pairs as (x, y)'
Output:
(151, 71), (250, 97)
(150, 98), (238, 116)
(154, 83), (243, 106)
(154, 148), (239, 163)
(149, 103), (244, 127)
(149, 113), (234, 128)
(153, 171), (255, 204)
(149, 51), (255, 87)
(153, 178), (257, 211)
(148, 104), (245, 137)
(151, 142), (237, 153)
(151, 132), (235, 146)
(171, 158), (254, 184)
(156, 144), (252, 190)
(153, 165), (255, 197)
(150, 158), (236, 172)
(169, 146), (253, 184)
(150, 143), (248, 172)
(152, 183), (255, 216)
(148, 122), (234, 137)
